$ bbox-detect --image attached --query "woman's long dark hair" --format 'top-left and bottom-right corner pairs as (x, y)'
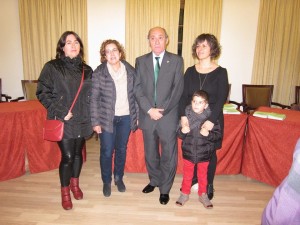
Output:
(55, 31), (84, 60)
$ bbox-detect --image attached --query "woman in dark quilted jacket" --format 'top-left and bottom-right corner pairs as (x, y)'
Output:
(90, 39), (138, 198)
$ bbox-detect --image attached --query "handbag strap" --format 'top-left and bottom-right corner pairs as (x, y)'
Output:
(69, 67), (84, 112)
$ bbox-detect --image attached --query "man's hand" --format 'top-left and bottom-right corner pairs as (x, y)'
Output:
(148, 108), (164, 120)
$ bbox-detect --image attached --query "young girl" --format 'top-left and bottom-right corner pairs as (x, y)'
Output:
(176, 90), (222, 208)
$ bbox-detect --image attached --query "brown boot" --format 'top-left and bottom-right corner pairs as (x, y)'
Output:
(70, 177), (83, 200)
(61, 186), (73, 210)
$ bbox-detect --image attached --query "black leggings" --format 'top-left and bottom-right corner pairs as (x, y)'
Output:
(57, 137), (85, 187)
(193, 151), (217, 185)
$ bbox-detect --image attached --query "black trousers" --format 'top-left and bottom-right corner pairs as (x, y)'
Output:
(192, 151), (217, 185)
(57, 137), (85, 187)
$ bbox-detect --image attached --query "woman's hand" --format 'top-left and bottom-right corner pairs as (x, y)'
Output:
(200, 127), (209, 136)
(181, 126), (190, 134)
(93, 125), (102, 134)
(202, 120), (214, 131)
(64, 111), (73, 121)
(180, 116), (189, 127)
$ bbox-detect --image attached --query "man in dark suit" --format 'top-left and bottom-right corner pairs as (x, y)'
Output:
(134, 27), (184, 205)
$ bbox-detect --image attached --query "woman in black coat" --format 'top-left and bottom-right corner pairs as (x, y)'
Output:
(36, 31), (93, 210)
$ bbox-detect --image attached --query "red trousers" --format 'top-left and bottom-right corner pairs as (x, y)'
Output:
(181, 159), (209, 195)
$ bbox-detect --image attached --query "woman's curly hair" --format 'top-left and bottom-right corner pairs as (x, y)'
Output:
(192, 33), (221, 60)
(100, 39), (126, 63)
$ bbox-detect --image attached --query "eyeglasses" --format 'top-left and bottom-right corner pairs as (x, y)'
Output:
(105, 48), (119, 55)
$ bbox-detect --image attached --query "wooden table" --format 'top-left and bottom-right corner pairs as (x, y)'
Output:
(125, 113), (248, 174)
(0, 101), (60, 181)
(241, 106), (300, 186)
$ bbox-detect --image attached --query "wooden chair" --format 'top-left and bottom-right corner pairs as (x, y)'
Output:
(0, 78), (12, 102)
(230, 84), (290, 113)
(293, 86), (300, 105)
(21, 80), (38, 100)
(291, 86), (300, 111)
(226, 83), (231, 103)
(10, 80), (38, 102)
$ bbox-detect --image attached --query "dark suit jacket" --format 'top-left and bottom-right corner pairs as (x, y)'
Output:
(134, 51), (184, 130)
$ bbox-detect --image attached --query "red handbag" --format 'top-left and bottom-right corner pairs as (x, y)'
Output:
(43, 119), (64, 141)
(43, 68), (84, 141)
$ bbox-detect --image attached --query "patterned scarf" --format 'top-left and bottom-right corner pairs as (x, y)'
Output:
(185, 105), (211, 130)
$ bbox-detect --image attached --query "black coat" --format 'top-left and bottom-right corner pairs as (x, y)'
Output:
(36, 56), (93, 139)
(178, 121), (222, 163)
(178, 66), (229, 149)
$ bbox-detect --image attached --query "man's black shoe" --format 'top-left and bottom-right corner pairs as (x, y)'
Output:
(159, 194), (169, 205)
(142, 184), (156, 193)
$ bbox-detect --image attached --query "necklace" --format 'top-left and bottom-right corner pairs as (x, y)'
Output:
(199, 73), (207, 90)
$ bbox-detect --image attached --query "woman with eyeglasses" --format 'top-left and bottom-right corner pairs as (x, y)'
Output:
(90, 39), (138, 197)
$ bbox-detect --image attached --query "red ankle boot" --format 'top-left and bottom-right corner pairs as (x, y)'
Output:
(61, 186), (73, 210)
(70, 177), (83, 200)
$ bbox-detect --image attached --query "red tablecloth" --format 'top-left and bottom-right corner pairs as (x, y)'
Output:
(125, 113), (248, 174)
(241, 107), (300, 187)
(0, 101), (61, 181)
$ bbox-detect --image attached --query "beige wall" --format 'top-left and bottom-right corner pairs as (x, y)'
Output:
(1, 0), (24, 99)
(0, 0), (259, 102)
(87, 0), (126, 70)
(219, 0), (260, 102)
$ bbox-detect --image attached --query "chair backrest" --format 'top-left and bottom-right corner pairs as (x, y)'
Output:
(21, 80), (38, 100)
(242, 84), (274, 110)
(0, 78), (12, 103)
(0, 78), (3, 102)
(226, 83), (231, 103)
(295, 86), (300, 105)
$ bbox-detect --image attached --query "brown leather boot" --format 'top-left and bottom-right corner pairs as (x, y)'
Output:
(70, 177), (83, 200)
(61, 186), (73, 210)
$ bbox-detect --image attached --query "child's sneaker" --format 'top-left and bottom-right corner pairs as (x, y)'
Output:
(176, 192), (189, 206)
(199, 193), (213, 209)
